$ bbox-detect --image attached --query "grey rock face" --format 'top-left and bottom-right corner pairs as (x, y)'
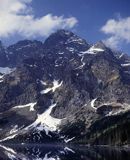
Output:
(0, 30), (130, 145)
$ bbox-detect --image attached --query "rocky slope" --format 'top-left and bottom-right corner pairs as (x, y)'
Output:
(0, 30), (130, 145)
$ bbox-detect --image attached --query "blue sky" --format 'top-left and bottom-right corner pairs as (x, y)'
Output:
(0, 0), (130, 53)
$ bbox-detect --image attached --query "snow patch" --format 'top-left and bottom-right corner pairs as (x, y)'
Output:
(15, 44), (33, 51)
(0, 67), (15, 75)
(0, 145), (16, 155)
(66, 35), (85, 45)
(3, 145), (30, 159)
(40, 80), (47, 86)
(41, 88), (52, 94)
(40, 80), (63, 94)
(0, 145), (23, 160)
(25, 103), (62, 136)
(64, 137), (75, 143)
(66, 47), (75, 52)
(0, 124), (25, 142)
(0, 75), (4, 82)
(119, 53), (124, 59)
(52, 80), (63, 92)
(121, 63), (130, 67)
(43, 152), (60, 160)
(9, 125), (18, 134)
(75, 55), (85, 69)
(58, 52), (64, 55)
(80, 46), (104, 55)
(0, 134), (17, 142)
(91, 98), (97, 111)
(0, 67), (15, 83)
(64, 147), (75, 153)
(13, 102), (37, 111)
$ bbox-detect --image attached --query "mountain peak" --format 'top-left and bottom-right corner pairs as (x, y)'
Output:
(43, 29), (90, 51)
(56, 29), (74, 37)
(44, 29), (75, 46)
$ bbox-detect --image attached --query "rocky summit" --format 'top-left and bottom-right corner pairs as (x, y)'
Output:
(0, 30), (130, 146)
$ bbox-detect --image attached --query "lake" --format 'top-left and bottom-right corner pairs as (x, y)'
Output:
(0, 143), (130, 160)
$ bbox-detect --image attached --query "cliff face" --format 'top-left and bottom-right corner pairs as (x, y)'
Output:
(0, 30), (130, 145)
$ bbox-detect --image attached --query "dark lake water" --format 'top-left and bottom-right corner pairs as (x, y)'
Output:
(0, 143), (130, 160)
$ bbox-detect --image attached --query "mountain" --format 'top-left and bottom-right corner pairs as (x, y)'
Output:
(0, 30), (130, 145)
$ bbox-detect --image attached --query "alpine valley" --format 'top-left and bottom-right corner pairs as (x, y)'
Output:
(0, 30), (130, 146)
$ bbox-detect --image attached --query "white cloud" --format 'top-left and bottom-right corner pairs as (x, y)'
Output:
(101, 17), (130, 48)
(102, 36), (121, 49)
(0, 0), (78, 38)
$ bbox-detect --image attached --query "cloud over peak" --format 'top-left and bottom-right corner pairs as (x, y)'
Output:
(101, 17), (130, 48)
(0, 0), (78, 38)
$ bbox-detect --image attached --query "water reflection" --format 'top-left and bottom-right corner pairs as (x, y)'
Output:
(0, 143), (130, 160)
